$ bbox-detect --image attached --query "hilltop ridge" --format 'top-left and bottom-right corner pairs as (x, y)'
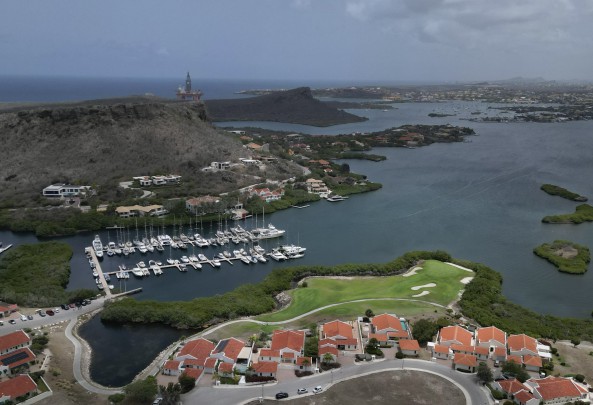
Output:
(0, 97), (299, 203)
(204, 87), (367, 127)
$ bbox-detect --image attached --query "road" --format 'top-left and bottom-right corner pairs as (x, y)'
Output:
(183, 358), (490, 405)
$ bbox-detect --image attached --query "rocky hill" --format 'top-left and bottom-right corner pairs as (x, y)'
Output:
(0, 97), (300, 204)
(204, 87), (367, 127)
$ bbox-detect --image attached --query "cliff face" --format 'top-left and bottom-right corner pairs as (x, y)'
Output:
(205, 87), (367, 127)
(0, 98), (263, 202)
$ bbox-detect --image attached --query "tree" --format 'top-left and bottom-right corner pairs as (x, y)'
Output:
(501, 360), (530, 383)
(178, 373), (196, 394)
(340, 163), (350, 173)
(411, 319), (439, 345)
(365, 308), (374, 318)
(124, 376), (158, 404)
(160, 382), (181, 405)
(477, 362), (493, 384)
(322, 353), (334, 364)
(571, 338), (581, 348)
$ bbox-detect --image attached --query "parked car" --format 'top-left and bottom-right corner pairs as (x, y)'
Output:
(313, 386), (323, 394)
(0, 320), (4, 326)
(61, 304), (70, 310)
(27, 315), (33, 320)
(20, 315), (27, 321)
(46, 309), (55, 316)
(275, 392), (289, 399)
(297, 388), (308, 394)
(494, 360), (500, 367)
(69, 303), (76, 308)
(39, 312), (46, 317)
(9, 319), (17, 324)
(54, 307), (60, 313)
(152, 398), (163, 405)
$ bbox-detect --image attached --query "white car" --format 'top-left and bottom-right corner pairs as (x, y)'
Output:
(313, 386), (323, 394)
(54, 307), (60, 313)
(297, 388), (308, 394)
(20, 315), (27, 321)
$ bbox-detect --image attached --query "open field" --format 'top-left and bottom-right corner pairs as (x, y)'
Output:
(256, 261), (469, 322)
(249, 370), (465, 405)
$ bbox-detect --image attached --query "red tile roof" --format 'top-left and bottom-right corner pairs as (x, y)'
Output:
(439, 326), (472, 346)
(259, 349), (280, 358)
(164, 360), (180, 370)
(506, 355), (523, 365)
(507, 334), (537, 353)
(530, 377), (587, 401)
(296, 356), (312, 366)
(204, 358), (217, 368)
(372, 314), (402, 332)
(498, 378), (529, 395)
(0, 348), (35, 369)
(399, 339), (420, 351)
(476, 326), (506, 346)
(252, 361), (278, 374)
(514, 390), (535, 402)
(434, 344), (450, 354)
(218, 362), (234, 374)
(319, 346), (339, 356)
(450, 344), (474, 353)
(182, 368), (202, 380)
(0, 330), (30, 353)
(0, 374), (37, 399)
(177, 338), (215, 366)
(318, 338), (337, 347)
(523, 355), (542, 368)
(212, 337), (245, 362)
(271, 330), (305, 352)
(322, 320), (354, 339)
(282, 352), (295, 359)
(387, 330), (410, 339)
(453, 353), (477, 367)
(368, 333), (389, 342)
(492, 346), (506, 357)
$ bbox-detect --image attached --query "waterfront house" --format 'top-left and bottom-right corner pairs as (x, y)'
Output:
(270, 330), (305, 362)
(0, 374), (38, 403)
(115, 204), (167, 218)
(250, 361), (278, 378)
(0, 347), (36, 375)
(305, 178), (329, 195)
(180, 368), (202, 383)
(508, 334), (539, 357)
(174, 338), (216, 373)
(398, 339), (420, 357)
(320, 320), (358, 350)
(0, 330), (31, 356)
(452, 353), (477, 372)
(250, 187), (284, 203)
(186, 196), (222, 215)
(525, 376), (589, 404)
(162, 360), (182, 376)
(210, 337), (246, 366)
(437, 325), (473, 347)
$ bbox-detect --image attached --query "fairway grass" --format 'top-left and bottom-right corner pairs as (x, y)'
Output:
(256, 260), (470, 322)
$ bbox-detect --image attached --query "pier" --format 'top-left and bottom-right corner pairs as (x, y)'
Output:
(87, 248), (113, 298)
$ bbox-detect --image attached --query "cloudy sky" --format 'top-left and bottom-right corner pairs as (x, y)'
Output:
(2, 0), (592, 83)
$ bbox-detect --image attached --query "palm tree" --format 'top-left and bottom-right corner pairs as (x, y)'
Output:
(322, 352), (334, 364)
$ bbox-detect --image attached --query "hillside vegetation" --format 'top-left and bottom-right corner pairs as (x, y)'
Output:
(0, 97), (300, 205)
(204, 87), (368, 127)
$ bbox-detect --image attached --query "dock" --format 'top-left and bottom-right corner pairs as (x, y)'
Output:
(88, 248), (113, 298)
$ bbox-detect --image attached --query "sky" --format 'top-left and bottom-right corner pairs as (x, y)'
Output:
(1, 0), (593, 83)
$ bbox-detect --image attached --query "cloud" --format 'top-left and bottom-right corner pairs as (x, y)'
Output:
(345, 0), (593, 50)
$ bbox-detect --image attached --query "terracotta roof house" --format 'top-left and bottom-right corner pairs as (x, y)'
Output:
(295, 356), (313, 372)
(0, 330), (31, 356)
(452, 353), (477, 372)
(163, 360), (182, 376)
(210, 337), (246, 364)
(0, 374), (38, 403)
(203, 358), (218, 374)
(251, 361), (278, 378)
(371, 313), (404, 334)
(0, 347), (36, 375)
(514, 389), (538, 405)
(523, 355), (543, 372)
(526, 376), (589, 404)
(491, 346), (507, 362)
(258, 349), (281, 363)
(181, 368), (203, 381)
(494, 378), (530, 397)
(506, 354), (523, 366)
(450, 344), (489, 361)
(319, 345), (339, 362)
(476, 326), (506, 349)
(271, 330), (305, 362)
(175, 338), (216, 370)
(218, 361), (234, 377)
(398, 339), (420, 356)
(432, 344), (451, 360)
(508, 334), (538, 356)
(437, 325), (473, 347)
(0, 302), (18, 318)
(321, 320), (358, 350)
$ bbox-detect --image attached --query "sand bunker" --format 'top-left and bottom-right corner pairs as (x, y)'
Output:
(460, 277), (474, 285)
(411, 283), (436, 291)
(403, 266), (422, 277)
(412, 291), (430, 298)
(445, 262), (474, 272)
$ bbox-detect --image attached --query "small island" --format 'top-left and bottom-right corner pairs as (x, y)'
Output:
(533, 240), (590, 274)
(541, 184), (588, 202)
(542, 204), (593, 224)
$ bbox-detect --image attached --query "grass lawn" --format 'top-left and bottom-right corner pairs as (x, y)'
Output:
(256, 260), (470, 322)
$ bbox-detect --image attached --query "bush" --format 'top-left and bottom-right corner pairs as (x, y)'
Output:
(108, 393), (125, 403)
(575, 374), (585, 383)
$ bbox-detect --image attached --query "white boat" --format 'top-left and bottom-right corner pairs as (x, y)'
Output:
(106, 249), (114, 257)
(166, 258), (175, 265)
(240, 256), (251, 264)
(137, 261), (146, 268)
(92, 270), (98, 277)
(97, 284), (104, 290)
(269, 250), (287, 261)
(286, 252), (305, 259)
(108, 284), (114, 290)
(158, 234), (172, 246)
(146, 244), (155, 253)
(191, 262), (202, 270)
(326, 194), (348, 202)
(254, 254), (267, 263)
(180, 256), (190, 263)
(104, 273), (111, 282)
(189, 254), (198, 262)
(131, 267), (144, 277)
(251, 224), (285, 240)
(198, 253), (207, 261)
(212, 259), (221, 267)
(280, 244), (307, 255)
(92, 235), (104, 258)
(178, 264), (188, 272)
